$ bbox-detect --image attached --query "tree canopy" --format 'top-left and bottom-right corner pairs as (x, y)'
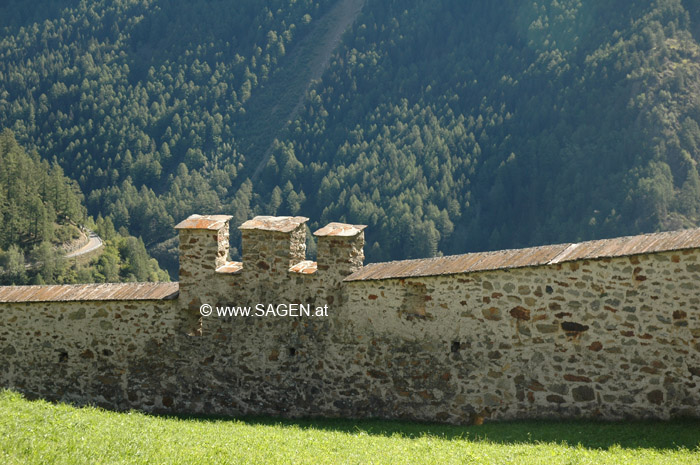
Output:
(0, 130), (169, 285)
(1, 0), (699, 272)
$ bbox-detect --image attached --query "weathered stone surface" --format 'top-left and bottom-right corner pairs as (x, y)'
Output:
(572, 386), (595, 402)
(483, 307), (502, 321)
(647, 390), (664, 405)
(588, 341), (603, 351)
(561, 321), (589, 332)
(510, 306), (530, 321)
(564, 374), (592, 383)
(1, 215), (700, 425)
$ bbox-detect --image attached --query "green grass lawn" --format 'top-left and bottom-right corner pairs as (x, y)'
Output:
(1, 390), (699, 464)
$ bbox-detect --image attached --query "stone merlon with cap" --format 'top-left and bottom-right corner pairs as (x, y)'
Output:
(239, 216), (309, 274)
(2, 214), (700, 424)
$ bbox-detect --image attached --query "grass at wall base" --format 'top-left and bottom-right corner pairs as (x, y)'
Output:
(1, 390), (700, 464)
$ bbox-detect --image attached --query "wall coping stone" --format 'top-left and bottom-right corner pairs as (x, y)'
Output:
(239, 216), (309, 233)
(289, 260), (318, 274)
(0, 282), (179, 303)
(345, 227), (700, 282)
(216, 261), (243, 274)
(174, 214), (232, 230)
(314, 222), (367, 237)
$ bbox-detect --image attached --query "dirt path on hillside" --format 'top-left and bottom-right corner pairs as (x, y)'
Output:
(302, 0), (366, 89)
(248, 0), (366, 181)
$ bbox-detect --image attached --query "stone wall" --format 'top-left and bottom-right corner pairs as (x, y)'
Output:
(0, 214), (699, 424)
(0, 298), (179, 410)
(342, 249), (700, 422)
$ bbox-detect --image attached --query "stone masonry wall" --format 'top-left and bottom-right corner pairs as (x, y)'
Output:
(341, 249), (700, 422)
(0, 216), (699, 424)
(0, 299), (179, 410)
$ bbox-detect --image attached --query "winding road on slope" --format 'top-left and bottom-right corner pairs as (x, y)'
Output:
(0, 229), (104, 276)
(65, 231), (103, 259)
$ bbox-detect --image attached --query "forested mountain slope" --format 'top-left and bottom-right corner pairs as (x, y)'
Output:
(0, 130), (169, 285)
(263, 0), (700, 260)
(0, 129), (86, 253)
(1, 0), (699, 271)
(0, 0), (335, 257)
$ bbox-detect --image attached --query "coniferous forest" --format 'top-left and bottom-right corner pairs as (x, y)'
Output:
(0, 130), (169, 284)
(1, 0), (700, 279)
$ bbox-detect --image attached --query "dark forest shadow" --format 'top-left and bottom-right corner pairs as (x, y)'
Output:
(0, 0), (80, 30)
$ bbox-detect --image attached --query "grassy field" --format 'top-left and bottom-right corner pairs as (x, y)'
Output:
(1, 390), (699, 464)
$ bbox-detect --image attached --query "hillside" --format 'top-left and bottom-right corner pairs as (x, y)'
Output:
(0, 130), (169, 285)
(1, 0), (700, 271)
(0, 129), (85, 250)
(264, 0), (700, 260)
